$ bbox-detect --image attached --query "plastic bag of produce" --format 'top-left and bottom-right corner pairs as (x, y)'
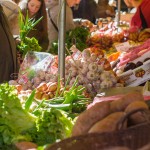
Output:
(17, 52), (58, 90)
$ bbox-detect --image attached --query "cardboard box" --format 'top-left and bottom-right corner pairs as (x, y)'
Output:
(118, 59), (150, 87)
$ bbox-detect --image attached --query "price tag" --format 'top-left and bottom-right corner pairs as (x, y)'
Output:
(73, 50), (82, 60)
(115, 41), (130, 52)
(18, 74), (28, 84)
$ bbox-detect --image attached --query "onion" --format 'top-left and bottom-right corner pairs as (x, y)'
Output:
(100, 79), (113, 89)
(97, 65), (104, 73)
(82, 48), (91, 59)
(90, 53), (97, 62)
(87, 71), (96, 80)
(88, 62), (98, 71)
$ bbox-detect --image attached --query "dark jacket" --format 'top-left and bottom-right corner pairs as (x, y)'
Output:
(72, 0), (98, 24)
(0, 5), (18, 83)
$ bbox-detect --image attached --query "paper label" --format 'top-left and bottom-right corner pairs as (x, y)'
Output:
(72, 50), (82, 60)
(118, 60), (150, 87)
(18, 74), (28, 84)
(115, 42), (130, 52)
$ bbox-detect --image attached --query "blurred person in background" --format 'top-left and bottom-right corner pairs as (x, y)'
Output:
(97, 0), (115, 18)
(72, 0), (116, 24)
(109, 0), (129, 12)
(72, 0), (98, 24)
(0, 5), (18, 83)
(19, 0), (49, 50)
(45, 0), (81, 50)
(124, 0), (150, 29)
(9, 0), (49, 51)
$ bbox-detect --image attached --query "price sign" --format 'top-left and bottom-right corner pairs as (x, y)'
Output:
(115, 41), (130, 52)
(73, 50), (82, 60)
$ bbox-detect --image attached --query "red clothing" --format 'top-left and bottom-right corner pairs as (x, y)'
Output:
(131, 0), (150, 29)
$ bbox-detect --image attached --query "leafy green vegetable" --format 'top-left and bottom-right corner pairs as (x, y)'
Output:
(0, 80), (89, 147)
(17, 37), (42, 56)
(0, 83), (36, 146)
(0, 83), (74, 147)
(25, 89), (36, 111)
(49, 27), (90, 55)
(17, 11), (43, 56)
(18, 11), (43, 42)
(65, 27), (90, 51)
(31, 108), (73, 146)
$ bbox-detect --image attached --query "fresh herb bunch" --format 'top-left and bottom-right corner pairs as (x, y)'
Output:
(17, 37), (42, 56)
(65, 27), (90, 52)
(40, 77), (91, 117)
(50, 27), (90, 55)
(17, 11), (43, 56)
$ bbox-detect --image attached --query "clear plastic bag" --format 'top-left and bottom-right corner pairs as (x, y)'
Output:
(17, 52), (58, 90)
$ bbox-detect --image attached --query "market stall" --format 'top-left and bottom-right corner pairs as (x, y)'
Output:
(1, 0), (150, 149)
